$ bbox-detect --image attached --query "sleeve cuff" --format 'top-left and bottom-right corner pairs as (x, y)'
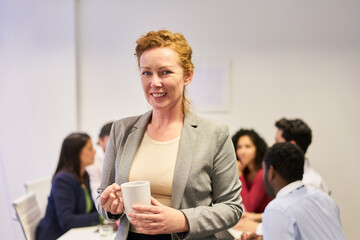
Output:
(107, 212), (121, 220)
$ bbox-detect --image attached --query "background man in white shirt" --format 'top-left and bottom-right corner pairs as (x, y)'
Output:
(274, 117), (329, 193)
(234, 117), (330, 235)
(86, 121), (113, 201)
(241, 142), (345, 240)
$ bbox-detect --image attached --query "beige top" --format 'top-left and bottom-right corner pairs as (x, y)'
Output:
(128, 132), (180, 232)
(97, 110), (243, 239)
(129, 131), (180, 207)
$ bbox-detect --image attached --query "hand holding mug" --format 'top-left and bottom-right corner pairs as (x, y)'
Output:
(99, 183), (124, 215)
(129, 197), (189, 234)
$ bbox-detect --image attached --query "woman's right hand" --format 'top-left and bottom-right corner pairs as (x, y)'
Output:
(99, 183), (124, 215)
(237, 160), (246, 176)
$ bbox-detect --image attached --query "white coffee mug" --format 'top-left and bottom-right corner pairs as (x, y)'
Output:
(120, 181), (151, 221)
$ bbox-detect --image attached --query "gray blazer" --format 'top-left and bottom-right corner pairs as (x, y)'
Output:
(96, 110), (243, 240)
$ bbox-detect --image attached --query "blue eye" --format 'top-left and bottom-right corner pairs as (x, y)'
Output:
(142, 71), (151, 76)
(162, 70), (172, 75)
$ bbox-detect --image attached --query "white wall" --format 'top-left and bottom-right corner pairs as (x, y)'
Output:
(0, 0), (77, 239)
(78, 1), (360, 239)
(1, 0), (359, 239)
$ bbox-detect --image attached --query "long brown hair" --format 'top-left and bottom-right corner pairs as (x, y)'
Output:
(232, 129), (268, 171)
(53, 133), (90, 183)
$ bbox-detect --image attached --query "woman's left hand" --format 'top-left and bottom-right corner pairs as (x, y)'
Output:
(129, 197), (189, 235)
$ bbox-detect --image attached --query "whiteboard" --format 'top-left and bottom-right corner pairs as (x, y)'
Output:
(187, 58), (230, 112)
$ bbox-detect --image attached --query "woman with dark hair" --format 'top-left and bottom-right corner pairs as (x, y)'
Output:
(231, 129), (272, 213)
(36, 133), (101, 240)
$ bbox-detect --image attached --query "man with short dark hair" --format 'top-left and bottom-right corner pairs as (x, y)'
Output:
(235, 118), (331, 236)
(241, 143), (345, 240)
(86, 121), (113, 201)
(274, 117), (329, 193)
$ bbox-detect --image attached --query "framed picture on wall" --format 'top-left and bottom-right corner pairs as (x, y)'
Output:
(188, 58), (230, 112)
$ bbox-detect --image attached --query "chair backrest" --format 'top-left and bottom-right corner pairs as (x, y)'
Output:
(13, 192), (42, 240)
(24, 177), (51, 217)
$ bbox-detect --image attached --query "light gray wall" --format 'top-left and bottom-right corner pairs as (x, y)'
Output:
(0, 0), (77, 239)
(1, 0), (359, 239)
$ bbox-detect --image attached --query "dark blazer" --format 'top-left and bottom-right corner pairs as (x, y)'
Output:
(96, 110), (243, 240)
(36, 172), (100, 240)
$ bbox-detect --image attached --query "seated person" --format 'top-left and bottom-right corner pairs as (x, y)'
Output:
(86, 121), (113, 201)
(241, 143), (346, 240)
(274, 117), (329, 193)
(36, 133), (102, 240)
(232, 129), (272, 213)
(239, 118), (332, 234)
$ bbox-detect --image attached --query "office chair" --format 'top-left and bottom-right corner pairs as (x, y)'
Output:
(13, 192), (42, 240)
(24, 177), (51, 217)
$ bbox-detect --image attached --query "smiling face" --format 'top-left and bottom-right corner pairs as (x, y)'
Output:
(139, 47), (192, 113)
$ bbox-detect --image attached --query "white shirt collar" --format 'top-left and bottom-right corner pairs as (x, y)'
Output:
(276, 180), (304, 198)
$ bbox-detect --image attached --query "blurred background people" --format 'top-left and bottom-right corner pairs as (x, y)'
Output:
(238, 118), (332, 235)
(241, 142), (345, 240)
(231, 129), (271, 234)
(275, 117), (329, 193)
(86, 121), (113, 201)
(36, 133), (101, 240)
(96, 29), (242, 240)
(231, 129), (272, 214)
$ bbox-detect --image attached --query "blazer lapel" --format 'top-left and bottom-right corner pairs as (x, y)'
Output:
(171, 111), (199, 209)
(117, 111), (152, 184)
